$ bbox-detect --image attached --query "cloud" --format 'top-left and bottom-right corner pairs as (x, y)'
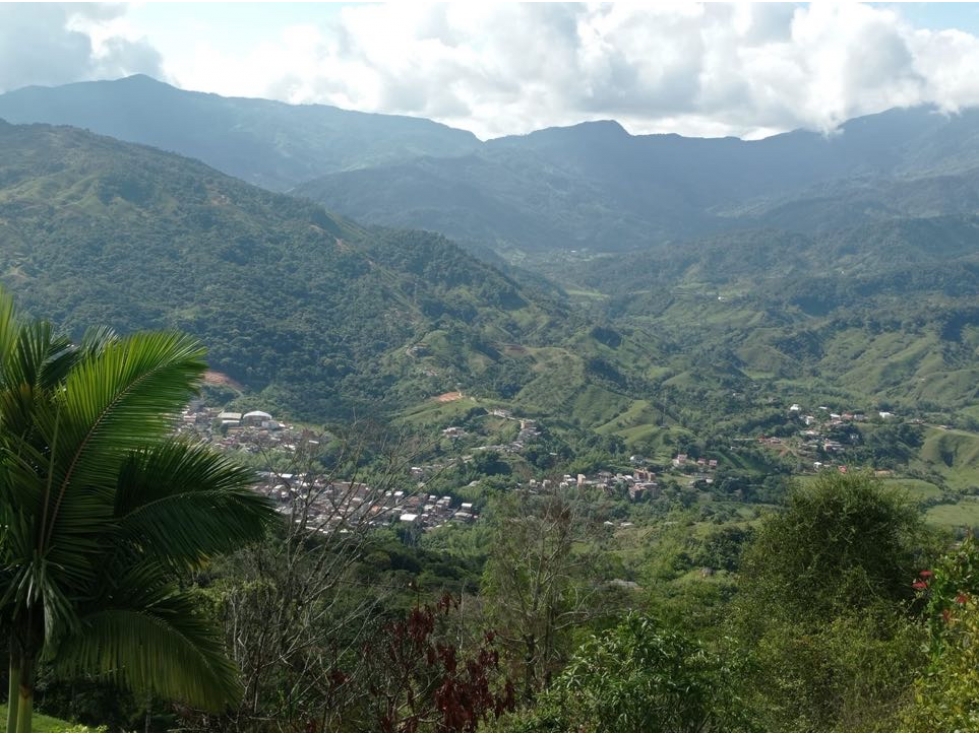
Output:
(5, 2), (979, 141)
(0, 3), (161, 92)
(159, 1), (975, 140)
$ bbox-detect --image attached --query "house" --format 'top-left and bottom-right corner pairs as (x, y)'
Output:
(242, 410), (273, 426)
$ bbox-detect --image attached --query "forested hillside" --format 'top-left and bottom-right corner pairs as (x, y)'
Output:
(0, 120), (612, 421)
(0, 75), (479, 190)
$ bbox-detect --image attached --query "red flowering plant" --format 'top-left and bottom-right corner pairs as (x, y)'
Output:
(904, 535), (979, 731)
(913, 533), (979, 652)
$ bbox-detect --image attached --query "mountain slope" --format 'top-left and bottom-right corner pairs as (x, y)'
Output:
(0, 75), (480, 190)
(6, 77), (979, 257)
(0, 120), (636, 421)
(544, 217), (979, 423)
(296, 106), (979, 253)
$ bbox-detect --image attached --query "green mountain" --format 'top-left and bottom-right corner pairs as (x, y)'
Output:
(5, 78), (979, 258)
(0, 75), (480, 190)
(296, 106), (979, 254)
(7, 81), (979, 474)
(544, 217), (979, 428)
(0, 119), (661, 422)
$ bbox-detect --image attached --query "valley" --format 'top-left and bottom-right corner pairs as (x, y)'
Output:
(3, 73), (979, 731)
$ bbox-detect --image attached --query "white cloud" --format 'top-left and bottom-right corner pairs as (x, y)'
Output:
(910, 27), (979, 112)
(6, 2), (979, 140)
(0, 3), (161, 92)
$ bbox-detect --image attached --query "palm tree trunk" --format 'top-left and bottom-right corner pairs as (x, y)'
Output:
(14, 654), (32, 734)
(6, 651), (20, 733)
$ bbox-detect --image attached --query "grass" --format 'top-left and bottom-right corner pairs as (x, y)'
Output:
(917, 427), (979, 491)
(926, 498), (979, 528)
(564, 288), (608, 301)
(0, 705), (104, 733)
(879, 477), (943, 500)
(396, 396), (481, 426)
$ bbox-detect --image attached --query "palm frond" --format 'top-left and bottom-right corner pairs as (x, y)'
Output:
(114, 442), (275, 569)
(52, 330), (206, 452)
(2, 544), (80, 642)
(0, 289), (22, 381)
(78, 325), (118, 357)
(0, 320), (73, 442)
(35, 333), (207, 540)
(51, 590), (242, 711)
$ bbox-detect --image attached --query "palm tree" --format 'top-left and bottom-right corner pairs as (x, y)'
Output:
(0, 292), (276, 732)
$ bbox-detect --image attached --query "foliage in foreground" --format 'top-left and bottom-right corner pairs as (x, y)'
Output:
(0, 290), (275, 732)
(0, 705), (103, 733)
(503, 613), (746, 733)
(903, 534), (979, 731)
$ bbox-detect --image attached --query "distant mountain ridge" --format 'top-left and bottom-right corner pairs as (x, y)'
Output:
(299, 105), (979, 252)
(3, 77), (979, 256)
(0, 75), (479, 190)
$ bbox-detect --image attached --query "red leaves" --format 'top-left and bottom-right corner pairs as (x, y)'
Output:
(360, 593), (515, 732)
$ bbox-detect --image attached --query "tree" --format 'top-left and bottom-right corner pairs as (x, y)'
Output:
(341, 595), (514, 732)
(481, 489), (604, 700)
(733, 472), (932, 731)
(0, 292), (275, 732)
(736, 471), (930, 631)
(515, 613), (746, 732)
(209, 423), (422, 731)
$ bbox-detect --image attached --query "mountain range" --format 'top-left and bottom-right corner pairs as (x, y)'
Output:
(4, 76), (979, 256)
(3, 76), (979, 453)
(0, 75), (479, 191)
(0, 118), (666, 427)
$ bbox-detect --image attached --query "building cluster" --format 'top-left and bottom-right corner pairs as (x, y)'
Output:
(177, 401), (311, 454)
(441, 415), (541, 454)
(178, 401), (478, 533)
(524, 468), (664, 501)
(255, 473), (479, 532)
(759, 402), (899, 472)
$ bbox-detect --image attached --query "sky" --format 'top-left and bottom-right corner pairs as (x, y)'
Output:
(2, 2), (979, 140)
